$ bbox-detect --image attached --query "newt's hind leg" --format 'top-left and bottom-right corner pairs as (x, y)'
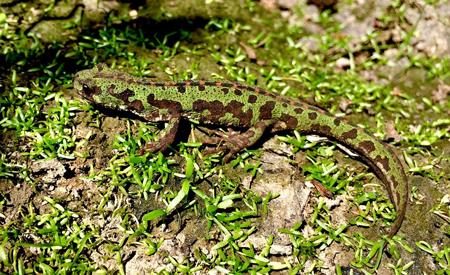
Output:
(203, 120), (274, 162)
(198, 127), (239, 145)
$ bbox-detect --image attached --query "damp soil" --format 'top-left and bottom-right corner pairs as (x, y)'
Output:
(0, 0), (449, 273)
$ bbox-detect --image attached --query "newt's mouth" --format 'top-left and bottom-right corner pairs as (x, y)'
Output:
(73, 76), (83, 94)
(73, 78), (89, 99)
(73, 70), (99, 101)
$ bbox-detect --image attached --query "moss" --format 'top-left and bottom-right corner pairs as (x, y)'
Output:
(0, 0), (449, 273)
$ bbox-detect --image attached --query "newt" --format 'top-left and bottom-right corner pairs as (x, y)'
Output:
(74, 64), (408, 238)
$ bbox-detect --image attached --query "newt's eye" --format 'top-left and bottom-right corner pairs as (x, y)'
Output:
(80, 83), (98, 100)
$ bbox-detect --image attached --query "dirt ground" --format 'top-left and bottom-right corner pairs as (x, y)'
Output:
(1, 0), (449, 273)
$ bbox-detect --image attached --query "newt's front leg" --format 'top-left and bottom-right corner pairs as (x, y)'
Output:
(139, 115), (180, 154)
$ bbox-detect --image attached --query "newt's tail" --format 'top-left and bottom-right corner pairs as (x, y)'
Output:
(295, 112), (408, 237)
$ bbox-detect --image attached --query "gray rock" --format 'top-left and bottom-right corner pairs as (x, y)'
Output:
(31, 159), (66, 184)
(278, 0), (299, 9)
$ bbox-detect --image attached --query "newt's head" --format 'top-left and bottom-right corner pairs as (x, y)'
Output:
(74, 64), (150, 115)
(73, 63), (109, 102)
(74, 64), (131, 110)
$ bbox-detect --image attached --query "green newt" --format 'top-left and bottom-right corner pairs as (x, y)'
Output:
(74, 64), (408, 238)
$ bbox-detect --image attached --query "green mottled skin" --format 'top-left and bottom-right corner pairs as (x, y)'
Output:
(74, 64), (408, 238)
